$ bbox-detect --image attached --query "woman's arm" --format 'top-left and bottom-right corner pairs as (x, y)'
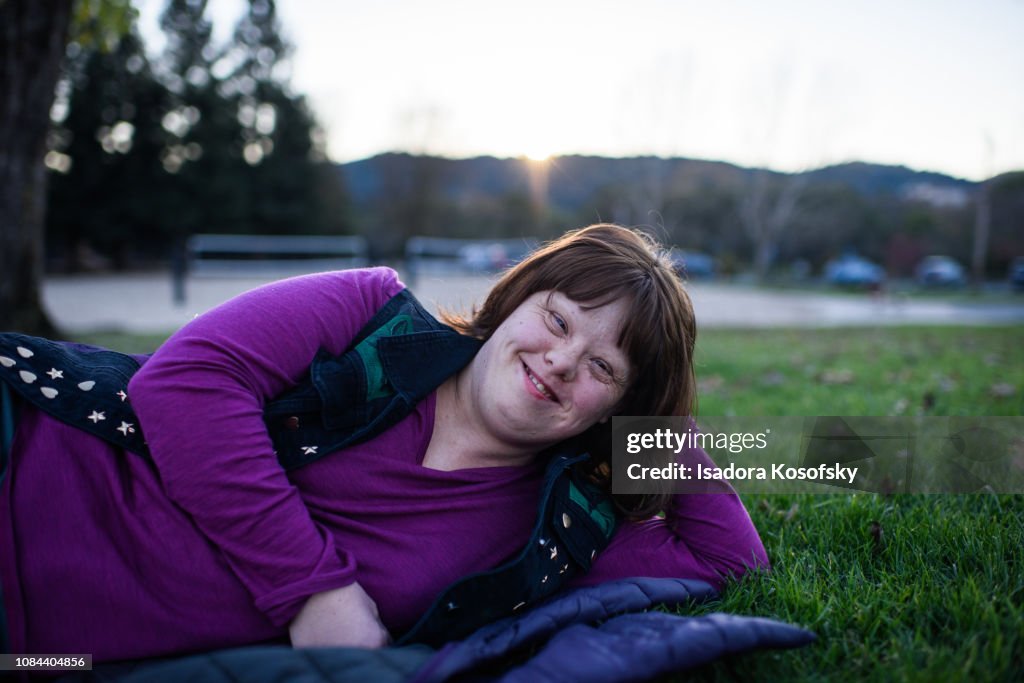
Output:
(127, 267), (405, 629)
(572, 446), (769, 591)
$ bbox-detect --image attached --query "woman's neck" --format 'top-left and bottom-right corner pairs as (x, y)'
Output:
(422, 373), (536, 471)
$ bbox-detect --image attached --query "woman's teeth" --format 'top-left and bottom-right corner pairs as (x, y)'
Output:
(527, 367), (554, 400)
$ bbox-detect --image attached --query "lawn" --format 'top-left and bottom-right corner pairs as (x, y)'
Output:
(73, 325), (1024, 682)
(694, 326), (1023, 417)
(683, 325), (1024, 683)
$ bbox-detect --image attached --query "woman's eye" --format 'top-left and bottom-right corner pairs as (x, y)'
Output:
(551, 312), (567, 333)
(593, 359), (612, 376)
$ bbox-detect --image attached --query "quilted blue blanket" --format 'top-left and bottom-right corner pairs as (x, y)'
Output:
(62, 578), (814, 682)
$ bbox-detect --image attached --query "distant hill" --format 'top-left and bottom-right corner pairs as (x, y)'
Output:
(338, 153), (977, 212)
(803, 162), (975, 197)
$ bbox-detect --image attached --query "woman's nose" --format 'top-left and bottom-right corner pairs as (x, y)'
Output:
(545, 347), (577, 381)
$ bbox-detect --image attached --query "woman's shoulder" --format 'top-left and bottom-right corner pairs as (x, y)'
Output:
(238, 267), (407, 319)
(343, 266), (406, 292)
(284, 266), (405, 298)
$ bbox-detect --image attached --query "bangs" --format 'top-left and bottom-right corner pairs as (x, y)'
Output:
(531, 250), (689, 415)
(553, 266), (647, 313)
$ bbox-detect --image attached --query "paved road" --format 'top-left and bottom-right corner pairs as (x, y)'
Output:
(41, 270), (1024, 334)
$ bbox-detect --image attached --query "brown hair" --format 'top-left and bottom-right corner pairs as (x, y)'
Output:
(441, 224), (697, 517)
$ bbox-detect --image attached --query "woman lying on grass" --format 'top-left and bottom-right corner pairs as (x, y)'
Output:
(0, 224), (767, 661)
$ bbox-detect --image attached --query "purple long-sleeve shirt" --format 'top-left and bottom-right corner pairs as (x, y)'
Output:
(0, 267), (767, 662)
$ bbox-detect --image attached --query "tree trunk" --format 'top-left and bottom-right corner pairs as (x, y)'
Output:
(0, 0), (73, 335)
(740, 171), (806, 282)
(970, 181), (990, 291)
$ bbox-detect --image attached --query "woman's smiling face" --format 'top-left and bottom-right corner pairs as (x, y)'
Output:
(467, 290), (632, 450)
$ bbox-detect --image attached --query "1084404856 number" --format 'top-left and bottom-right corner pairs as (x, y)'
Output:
(2, 655), (92, 671)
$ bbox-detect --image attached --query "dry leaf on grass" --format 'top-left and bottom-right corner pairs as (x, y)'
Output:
(819, 368), (854, 384)
(698, 375), (725, 393)
(989, 383), (1016, 398)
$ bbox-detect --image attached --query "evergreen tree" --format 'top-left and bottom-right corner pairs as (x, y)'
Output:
(158, 0), (248, 236)
(227, 0), (346, 235)
(43, 0), (349, 276)
(47, 30), (171, 269)
(153, 0), (348, 239)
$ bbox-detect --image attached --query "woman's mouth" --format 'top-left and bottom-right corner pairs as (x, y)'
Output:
(523, 362), (557, 402)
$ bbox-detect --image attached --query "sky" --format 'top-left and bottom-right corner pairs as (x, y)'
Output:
(136, 0), (1024, 181)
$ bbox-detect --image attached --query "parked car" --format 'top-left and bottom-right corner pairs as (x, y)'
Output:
(824, 255), (885, 288)
(1010, 258), (1024, 292)
(915, 255), (966, 287)
(669, 250), (715, 279)
(457, 240), (535, 272)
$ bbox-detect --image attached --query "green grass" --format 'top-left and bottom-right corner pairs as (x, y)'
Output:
(680, 325), (1024, 682)
(71, 330), (173, 355)
(74, 326), (1024, 682)
(682, 494), (1023, 682)
(694, 326), (1024, 416)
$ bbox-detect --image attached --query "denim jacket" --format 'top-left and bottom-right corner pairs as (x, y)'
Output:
(0, 289), (618, 646)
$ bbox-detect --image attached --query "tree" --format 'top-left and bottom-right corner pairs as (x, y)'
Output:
(0, 0), (75, 334)
(363, 107), (451, 256)
(152, 0), (343, 239)
(1, 0), (134, 333)
(738, 170), (807, 281)
(784, 183), (869, 271)
(228, 0), (340, 235)
(157, 0), (248, 237)
(47, 29), (171, 269)
(360, 152), (450, 258)
(986, 171), (1024, 273)
(970, 136), (995, 288)
(44, 0), (347, 279)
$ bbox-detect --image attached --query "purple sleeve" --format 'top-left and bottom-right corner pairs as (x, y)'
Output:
(127, 267), (405, 627)
(571, 447), (769, 591)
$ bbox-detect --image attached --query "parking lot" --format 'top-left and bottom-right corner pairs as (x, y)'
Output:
(40, 270), (1024, 334)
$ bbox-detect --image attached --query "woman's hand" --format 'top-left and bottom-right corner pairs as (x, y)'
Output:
(289, 582), (392, 649)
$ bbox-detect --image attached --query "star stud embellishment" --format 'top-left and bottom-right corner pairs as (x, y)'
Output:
(117, 422), (136, 436)
(88, 411), (106, 423)
(46, 368), (64, 380)
(301, 446), (318, 455)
